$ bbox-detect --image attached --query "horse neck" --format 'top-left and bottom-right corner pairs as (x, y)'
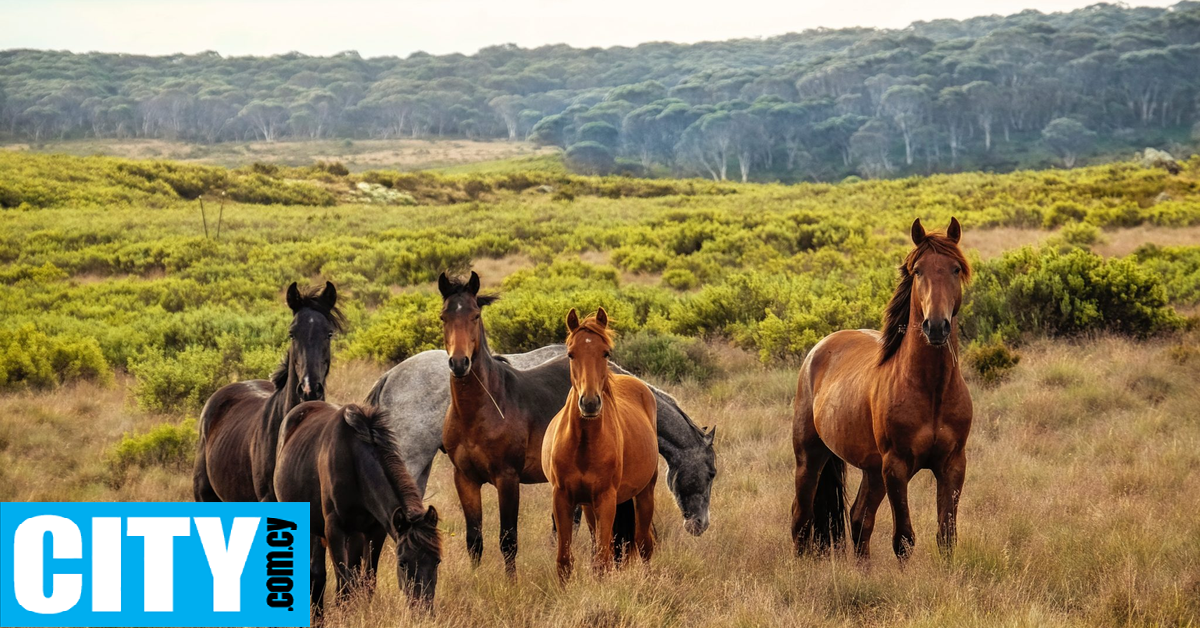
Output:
(654, 395), (706, 461)
(893, 303), (960, 393)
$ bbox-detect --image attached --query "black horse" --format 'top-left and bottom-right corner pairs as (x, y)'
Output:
(193, 281), (341, 502)
(274, 402), (441, 618)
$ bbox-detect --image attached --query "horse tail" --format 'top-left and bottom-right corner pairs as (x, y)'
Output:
(812, 457), (847, 550)
(364, 373), (388, 407)
(612, 499), (636, 564)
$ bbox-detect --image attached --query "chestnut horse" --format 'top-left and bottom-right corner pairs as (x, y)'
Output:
(543, 308), (658, 581)
(274, 402), (441, 619)
(194, 281), (341, 502)
(791, 218), (972, 560)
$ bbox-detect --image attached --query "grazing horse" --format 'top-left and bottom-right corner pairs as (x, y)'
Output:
(439, 271), (574, 576)
(365, 345), (716, 535)
(791, 218), (972, 560)
(543, 308), (658, 581)
(274, 402), (441, 619)
(194, 281), (341, 503)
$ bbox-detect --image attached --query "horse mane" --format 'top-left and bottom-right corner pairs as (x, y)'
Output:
(571, 315), (616, 346)
(270, 285), (346, 390)
(342, 405), (441, 557)
(439, 275), (500, 307)
(878, 232), (971, 365)
(341, 404), (426, 520)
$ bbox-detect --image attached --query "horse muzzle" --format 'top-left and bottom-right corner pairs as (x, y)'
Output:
(297, 381), (324, 402)
(683, 515), (710, 536)
(578, 395), (602, 419)
(921, 318), (951, 346)
(448, 356), (471, 379)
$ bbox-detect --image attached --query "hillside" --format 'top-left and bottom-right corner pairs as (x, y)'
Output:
(3, 2), (1200, 181)
(1, 152), (1199, 626)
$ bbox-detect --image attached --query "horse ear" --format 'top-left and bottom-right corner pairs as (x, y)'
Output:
(285, 282), (301, 312)
(423, 505), (438, 526)
(595, 306), (609, 328)
(911, 218), (926, 246)
(467, 271), (481, 295)
(946, 217), (962, 244)
(566, 308), (580, 333)
(704, 426), (715, 445)
(318, 281), (337, 310)
(392, 507), (411, 534)
(437, 272), (453, 298)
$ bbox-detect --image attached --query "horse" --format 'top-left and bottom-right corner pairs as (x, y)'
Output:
(194, 281), (341, 503)
(439, 271), (582, 576)
(364, 345), (716, 536)
(791, 217), (973, 561)
(274, 402), (441, 619)
(543, 308), (658, 581)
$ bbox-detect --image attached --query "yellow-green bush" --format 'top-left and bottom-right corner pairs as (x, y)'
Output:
(107, 418), (198, 476)
(0, 325), (111, 390)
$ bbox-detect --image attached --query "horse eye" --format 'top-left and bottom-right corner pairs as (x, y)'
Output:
(953, 267), (961, 275)
(913, 269), (922, 277)
(287, 331), (294, 338)
(604, 351), (611, 358)
(327, 331), (334, 339)
(567, 353), (574, 360)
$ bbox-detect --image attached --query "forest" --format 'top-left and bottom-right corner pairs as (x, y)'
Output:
(3, 2), (1200, 181)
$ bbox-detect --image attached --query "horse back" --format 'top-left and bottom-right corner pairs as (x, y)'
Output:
(273, 402), (341, 536)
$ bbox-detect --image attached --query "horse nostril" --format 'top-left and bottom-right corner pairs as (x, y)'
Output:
(921, 320), (931, 335)
(942, 319), (951, 335)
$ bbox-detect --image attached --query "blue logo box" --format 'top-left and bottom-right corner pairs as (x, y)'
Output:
(1, 502), (309, 627)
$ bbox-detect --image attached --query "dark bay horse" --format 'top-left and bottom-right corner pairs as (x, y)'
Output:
(439, 271), (576, 576)
(274, 402), (441, 618)
(543, 308), (658, 581)
(791, 218), (973, 560)
(194, 281), (341, 502)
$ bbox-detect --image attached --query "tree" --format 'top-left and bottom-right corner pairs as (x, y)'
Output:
(577, 121), (619, 149)
(564, 141), (615, 175)
(936, 87), (970, 166)
(528, 114), (570, 147)
(606, 81), (667, 107)
(1041, 117), (1096, 168)
(677, 111), (735, 180)
(237, 100), (289, 141)
(489, 95), (525, 140)
(964, 81), (1000, 151)
(881, 84), (930, 166)
(850, 119), (893, 178)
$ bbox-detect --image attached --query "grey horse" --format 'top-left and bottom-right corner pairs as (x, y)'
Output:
(366, 344), (717, 536)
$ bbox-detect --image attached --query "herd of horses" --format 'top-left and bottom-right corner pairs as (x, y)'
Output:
(191, 217), (973, 620)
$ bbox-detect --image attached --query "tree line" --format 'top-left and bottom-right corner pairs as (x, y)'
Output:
(2, 1), (1199, 180)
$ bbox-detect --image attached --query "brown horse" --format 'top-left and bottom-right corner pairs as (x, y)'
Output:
(542, 308), (658, 581)
(194, 281), (341, 503)
(791, 217), (973, 560)
(438, 271), (581, 576)
(274, 402), (441, 620)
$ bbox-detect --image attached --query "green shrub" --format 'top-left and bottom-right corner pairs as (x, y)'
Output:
(226, 173), (336, 206)
(0, 325), (111, 390)
(612, 330), (720, 383)
(965, 336), (1022, 385)
(966, 246), (1183, 342)
(128, 335), (270, 413)
(662, 268), (699, 290)
(346, 293), (443, 364)
(107, 418), (198, 476)
(610, 245), (670, 273)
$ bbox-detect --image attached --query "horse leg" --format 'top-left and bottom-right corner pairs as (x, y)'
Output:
(327, 521), (361, 603)
(633, 472), (657, 562)
(361, 529), (386, 599)
(496, 474), (521, 577)
(791, 441), (833, 555)
(192, 445), (220, 502)
(592, 489), (617, 573)
(882, 453), (916, 561)
(934, 450), (967, 556)
(552, 488), (575, 582)
(849, 469), (886, 559)
(453, 468), (484, 567)
(309, 537), (327, 624)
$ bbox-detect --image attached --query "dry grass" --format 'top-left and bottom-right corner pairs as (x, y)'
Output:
(1, 138), (553, 171)
(2, 337), (1199, 627)
(964, 225), (1200, 260)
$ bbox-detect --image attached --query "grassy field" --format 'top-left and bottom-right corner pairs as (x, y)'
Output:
(2, 151), (1200, 626)
(1, 137), (557, 172)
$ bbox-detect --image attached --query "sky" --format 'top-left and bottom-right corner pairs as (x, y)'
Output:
(0, 0), (1183, 58)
